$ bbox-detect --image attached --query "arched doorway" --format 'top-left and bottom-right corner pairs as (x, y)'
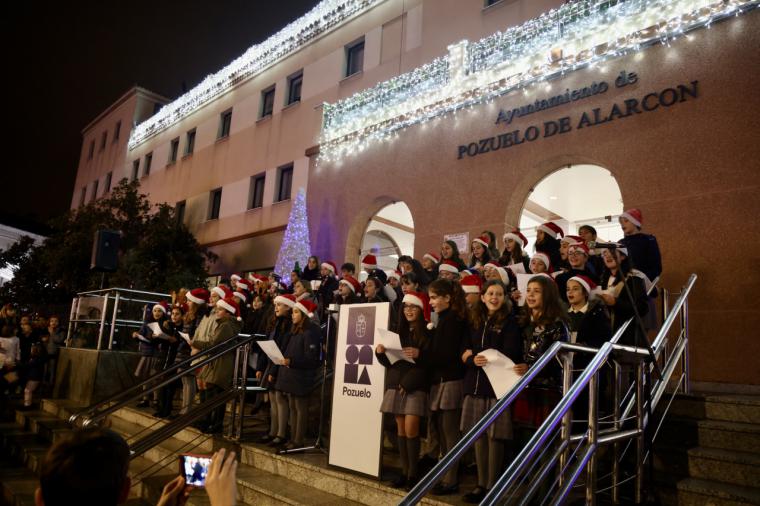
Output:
(518, 164), (623, 251)
(360, 202), (414, 272)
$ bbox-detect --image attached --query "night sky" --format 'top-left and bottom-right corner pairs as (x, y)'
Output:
(3, 0), (319, 232)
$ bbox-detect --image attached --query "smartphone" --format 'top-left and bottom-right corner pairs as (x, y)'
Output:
(179, 453), (212, 487)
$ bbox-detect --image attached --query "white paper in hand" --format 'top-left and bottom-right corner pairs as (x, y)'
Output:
(135, 334), (151, 344)
(507, 263), (526, 274)
(376, 328), (414, 364)
(515, 274), (534, 306)
(257, 340), (285, 363)
(147, 322), (172, 340)
(478, 349), (521, 399)
(178, 331), (192, 344)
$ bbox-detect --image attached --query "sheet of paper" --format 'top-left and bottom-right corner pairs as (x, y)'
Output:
(148, 322), (172, 340)
(178, 331), (192, 344)
(478, 348), (521, 399)
(257, 340), (285, 363)
(135, 334), (151, 344)
(507, 263), (526, 274)
(515, 273), (534, 306)
(376, 328), (414, 364)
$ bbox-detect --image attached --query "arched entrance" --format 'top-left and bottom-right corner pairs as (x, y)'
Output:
(360, 201), (415, 272)
(518, 164), (623, 250)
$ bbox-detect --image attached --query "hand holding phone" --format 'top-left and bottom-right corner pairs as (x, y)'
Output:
(179, 453), (212, 487)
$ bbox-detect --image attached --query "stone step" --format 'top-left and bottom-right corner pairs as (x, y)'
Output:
(2, 433), (49, 474)
(655, 445), (760, 489)
(657, 477), (760, 506)
(240, 443), (455, 506)
(667, 393), (760, 424)
(658, 416), (760, 453)
(0, 462), (38, 506)
(109, 404), (217, 448)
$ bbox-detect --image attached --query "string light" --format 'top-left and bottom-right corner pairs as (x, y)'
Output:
(274, 188), (312, 281)
(318, 0), (758, 163)
(127, 0), (385, 150)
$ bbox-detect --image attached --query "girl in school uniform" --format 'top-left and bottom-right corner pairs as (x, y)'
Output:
(598, 248), (650, 346)
(425, 278), (469, 496)
(336, 276), (362, 305)
(132, 301), (169, 408)
(376, 291), (432, 489)
(534, 222), (564, 271)
(500, 230), (531, 272)
(155, 303), (185, 418)
(441, 240), (468, 272)
(274, 299), (322, 451)
(460, 280), (522, 503)
(257, 294), (295, 444)
(469, 236), (493, 271)
(513, 275), (570, 429)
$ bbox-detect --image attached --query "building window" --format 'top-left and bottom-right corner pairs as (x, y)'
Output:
(169, 138), (179, 164)
(218, 109), (232, 139)
(143, 153), (153, 177)
(260, 86), (275, 118)
(100, 132), (108, 151)
(91, 180), (99, 201)
(185, 129), (196, 155)
(208, 188), (222, 220)
(132, 160), (140, 181)
(249, 174), (266, 209)
(104, 172), (112, 194)
(345, 38), (365, 77)
(79, 187), (87, 206)
(287, 71), (303, 105)
(276, 164), (293, 202)
(88, 140), (95, 160)
(113, 121), (121, 142)
(176, 200), (186, 225)
(484, 0), (502, 6)
(153, 103), (162, 115)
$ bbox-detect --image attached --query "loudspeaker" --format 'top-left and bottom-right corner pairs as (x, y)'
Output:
(91, 230), (121, 272)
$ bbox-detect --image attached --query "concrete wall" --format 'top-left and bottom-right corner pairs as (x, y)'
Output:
(307, 12), (760, 385)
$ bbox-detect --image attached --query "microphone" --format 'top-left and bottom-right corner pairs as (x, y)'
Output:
(588, 240), (622, 250)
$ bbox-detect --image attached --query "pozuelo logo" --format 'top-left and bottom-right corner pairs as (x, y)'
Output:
(344, 308), (374, 385)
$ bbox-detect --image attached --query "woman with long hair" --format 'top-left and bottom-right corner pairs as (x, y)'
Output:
(500, 230), (530, 272)
(598, 248), (650, 346)
(534, 222), (563, 271)
(469, 236), (493, 270)
(441, 240), (468, 271)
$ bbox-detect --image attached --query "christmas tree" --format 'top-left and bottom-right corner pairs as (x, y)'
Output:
(274, 187), (311, 281)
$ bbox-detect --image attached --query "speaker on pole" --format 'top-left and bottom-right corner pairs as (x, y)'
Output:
(91, 230), (121, 272)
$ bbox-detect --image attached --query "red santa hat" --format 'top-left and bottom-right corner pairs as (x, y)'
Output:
(321, 261), (337, 275)
(186, 288), (209, 305)
(211, 285), (233, 300)
(236, 279), (253, 292)
(568, 275), (597, 297)
(568, 243), (590, 256)
(361, 254), (377, 270)
(538, 222), (564, 239)
(460, 274), (483, 294)
(561, 235), (584, 245)
(438, 259), (460, 274)
(233, 290), (248, 303)
(385, 269), (402, 281)
(273, 293), (296, 307)
(339, 275), (361, 293)
(503, 230), (528, 249)
(153, 301), (169, 314)
(620, 208), (643, 228)
(230, 273), (242, 283)
(294, 299), (318, 318)
(402, 291), (431, 323)
(217, 296), (241, 320)
(423, 252), (440, 264)
(532, 252), (552, 272)
(472, 235), (490, 248)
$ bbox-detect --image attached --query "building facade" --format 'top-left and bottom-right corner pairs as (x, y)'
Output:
(72, 0), (760, 385)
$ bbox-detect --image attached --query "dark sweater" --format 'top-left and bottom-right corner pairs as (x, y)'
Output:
(376, 326), (431, 393)
(463, 313), (522, 398)
(619, 233), (662, 284)
(420, 309), (467, 384)
(567, 300), (612, 368)
(275, 321), (321, 396)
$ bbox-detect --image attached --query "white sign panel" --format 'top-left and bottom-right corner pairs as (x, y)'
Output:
(444, 232), (470, 254)
(328, 302), (389, 477)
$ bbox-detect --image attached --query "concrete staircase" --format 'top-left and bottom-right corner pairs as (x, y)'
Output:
(1, 398), (459, 506)
(654, 392), (760, 506)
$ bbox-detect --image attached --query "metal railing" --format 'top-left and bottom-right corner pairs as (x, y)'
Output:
(403, 273), (696, 505)
(69, 331), (265, 457)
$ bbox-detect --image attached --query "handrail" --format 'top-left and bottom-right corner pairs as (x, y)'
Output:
(69, 332), (263, 427)
(76, 287), (171, 297)
(608, 275), (659, 346)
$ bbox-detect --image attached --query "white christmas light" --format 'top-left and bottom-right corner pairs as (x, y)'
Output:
(274, 188), (312, 282)
(128, 0), (387, 150)
(318, 0), (758, 163)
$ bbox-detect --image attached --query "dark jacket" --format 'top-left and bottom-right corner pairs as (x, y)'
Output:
(317, 275), (339, 308)
(567, 300), (612, 368)
(420, 309), (467, 384)
(600, 270), (649, 346)
(158, 319), (184, 369)
(619, 233), (662, 284)
(258, 316), (292, 386)
(301, 265), (321, 282)
(136, 313), (168, 357)
(522, 319), (569, 388)
(463, 313), (522, 398)
(376, 326), (431, 394)
(275, 320), (321, 396)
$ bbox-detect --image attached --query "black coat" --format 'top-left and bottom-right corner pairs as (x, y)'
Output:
(376, 326), (430, 393)
(420, 309), (467, 384)
(600, 270), (649, 346)
(301, 265), (321, 281)
(275, 320), (321, 396)
(619, 233), (662, 283)
(463, 313), (522, 398)
(258, 316), (292, 382)
(567, 300), (612, 368)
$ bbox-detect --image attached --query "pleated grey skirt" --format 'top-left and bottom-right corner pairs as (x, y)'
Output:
(460, 395), (513, 440)
(380, 388), (428, 417)
(429, 379), (464, 411)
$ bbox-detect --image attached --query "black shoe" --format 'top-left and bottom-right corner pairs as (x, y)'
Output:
(258, 434), (274, 444)
(390, 475), (407, 488)
(431, 482), (459, 496)
(463, 487), (488, 503)
(136, 400), (149, 408)
(268, 437), (287, 446)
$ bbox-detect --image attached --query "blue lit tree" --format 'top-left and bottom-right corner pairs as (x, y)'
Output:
(274, 187), (311, 281)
